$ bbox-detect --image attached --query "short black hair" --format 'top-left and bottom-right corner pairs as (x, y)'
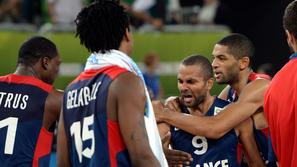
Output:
(75, 0), (130, 53)
(283, 0), (297, 39)
(18, 36), (58, 66)
(217, 33), (255, 60)
(181, 55), (213, 80)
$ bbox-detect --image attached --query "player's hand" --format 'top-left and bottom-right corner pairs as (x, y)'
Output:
(164, 148), (192, 167)
(152, 100), (165, 123)
(165, 96), (182, 113)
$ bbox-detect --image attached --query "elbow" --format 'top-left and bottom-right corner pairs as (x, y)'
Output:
(203, 126), (225, 139)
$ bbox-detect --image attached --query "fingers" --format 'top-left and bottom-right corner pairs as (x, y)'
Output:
(164, 148), (193, 166)
(165, 96), (182, 113)
(152, 100), (164, 113)
(161, 131), (171, 144)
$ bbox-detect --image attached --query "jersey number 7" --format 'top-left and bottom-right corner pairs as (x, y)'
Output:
(0, 117), (18, 155)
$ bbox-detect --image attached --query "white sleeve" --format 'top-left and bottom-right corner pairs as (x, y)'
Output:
(132, 0), (156, 12)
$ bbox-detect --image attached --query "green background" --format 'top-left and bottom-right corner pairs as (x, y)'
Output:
(0, 31), (228, 97)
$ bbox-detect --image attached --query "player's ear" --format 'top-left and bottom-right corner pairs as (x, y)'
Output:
(41, 56), (50, 70)
(239, 56), (250, 70)
(124, 28), (132, 42)
(286, 30), (296, 47)
(206, 78), (214, 90)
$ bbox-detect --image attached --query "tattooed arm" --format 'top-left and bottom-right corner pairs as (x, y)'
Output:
(111, 72), (161, 167)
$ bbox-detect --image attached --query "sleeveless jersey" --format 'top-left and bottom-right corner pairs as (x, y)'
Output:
(226, 72), (277, 166)
(170, 97), (239, 167)
(0, 74), (54, 167)
(63, 66), (133, 166)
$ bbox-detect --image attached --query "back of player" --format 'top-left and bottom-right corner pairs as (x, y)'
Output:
(170, 97), (239, 167)
(0, 74), (53, 166)
(63, 66), (132, 166)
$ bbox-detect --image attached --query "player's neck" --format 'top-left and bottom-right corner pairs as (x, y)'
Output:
(14, 64), (40, 79)
(230, 68), (253, 95)
(189, 95), (215, 115)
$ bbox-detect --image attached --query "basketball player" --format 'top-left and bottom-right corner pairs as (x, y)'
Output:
(0, 36), (62, 166)
(161, 34), (277, 166)
(156, 55), (265, 167)
(264, 1), (297, 166)
(57, 1), (167, 166)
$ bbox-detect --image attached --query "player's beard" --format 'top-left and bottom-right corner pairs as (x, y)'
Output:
(182, 91), (207, 109)
(216, 68), (239, 85)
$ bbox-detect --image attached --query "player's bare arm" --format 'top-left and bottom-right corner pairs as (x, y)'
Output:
(152, 100), (192, 166)
(112, 72), (161, 167)
(44, 89), (63, 130)
(152, 101), (171, 139)
(57, 109), (71, 167)
(236, 118), (265, 167)
(157, 79), (270, 139)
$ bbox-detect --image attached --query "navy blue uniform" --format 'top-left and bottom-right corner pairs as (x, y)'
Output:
(171, 97), (240, 167)
(227, 72), (277, 167)
(0, 74), (54, 167)
(63, 66), (132, 167)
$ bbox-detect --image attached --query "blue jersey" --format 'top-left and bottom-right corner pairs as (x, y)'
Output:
(226, 72), (277, 167)
(171, 97), (240, 167)
(0, 74), (54, 167)
(63, 66), (132, 167)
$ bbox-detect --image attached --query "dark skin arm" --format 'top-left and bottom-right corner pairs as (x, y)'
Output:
(112, 72), (161, 167)
(57, 109), (71, 167)
(153, 101), (192, 166)
(47, 89), (65, 167)
(157, 79), (270, 139)
(43, 89), (63, 130)
(236, 118), (265, 167)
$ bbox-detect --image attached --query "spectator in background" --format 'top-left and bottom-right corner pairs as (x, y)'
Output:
(21, 0), (42, 24)
(47, 0), (83, 24)
(197, 0), (230, 25)
(0, 0), (21, 22)
(121, 0), (166, 30)
(143, 51), (164, 100)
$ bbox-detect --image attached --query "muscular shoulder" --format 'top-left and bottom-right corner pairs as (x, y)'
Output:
(238, 79), (270, 103)
(47, 89), (63, 108)
(110, 72), (146, 99)
(246, 79), (270, 95)
(43, 89), (63, 130)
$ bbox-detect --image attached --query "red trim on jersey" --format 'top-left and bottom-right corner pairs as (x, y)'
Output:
(70, 66), (128, 85)
(248, 72), (271, 81)
(0, 74), (53, 93)
(260, 127), (269, 138)
(237, 144), (243, 164)
(108, 120), (126, 167)
(32, 127), (54, 167)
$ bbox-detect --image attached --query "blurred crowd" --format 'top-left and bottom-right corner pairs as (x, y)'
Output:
(0, 0), (231, 29)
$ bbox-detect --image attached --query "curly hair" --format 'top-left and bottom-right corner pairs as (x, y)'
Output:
(75, 0), (130, 53)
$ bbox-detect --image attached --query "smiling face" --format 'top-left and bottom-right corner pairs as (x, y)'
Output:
(211, 44), (240, 85)
(177, 64), (211, 108)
